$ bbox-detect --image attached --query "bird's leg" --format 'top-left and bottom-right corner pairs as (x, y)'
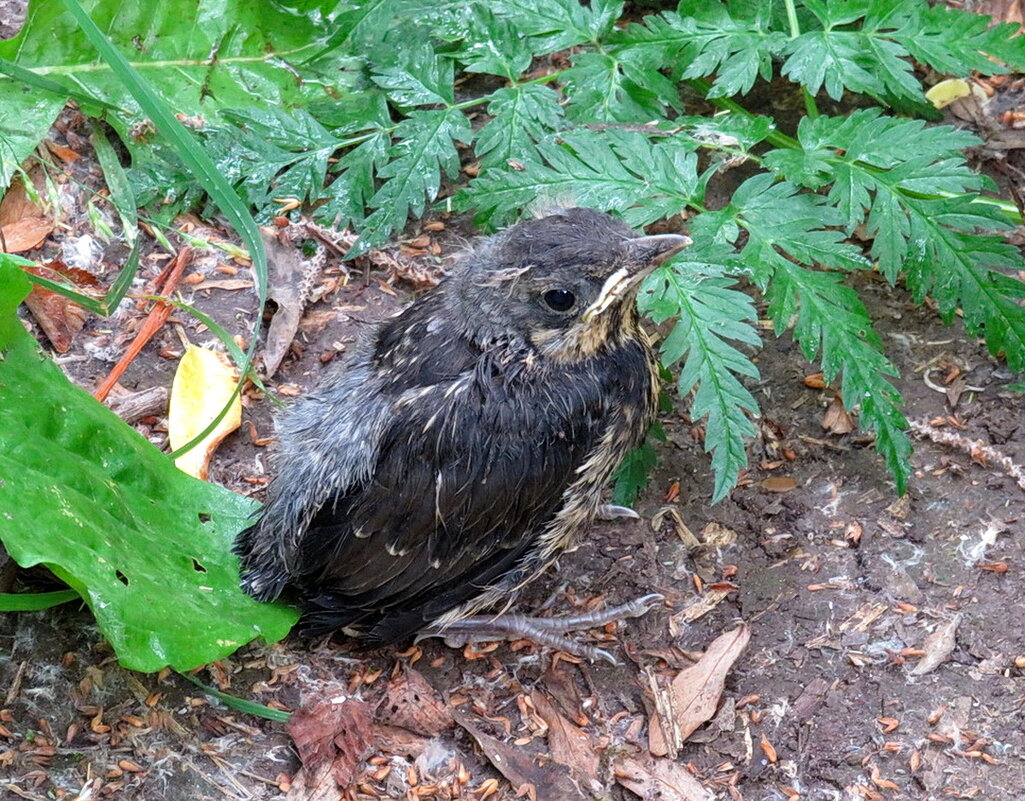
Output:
(422, 593), (664, 666)
(597, 504), (640, 520)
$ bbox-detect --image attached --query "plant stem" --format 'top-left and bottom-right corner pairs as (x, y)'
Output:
(802, 88), (820, 119)
(686, 79), (800, 149)
(783, 0), (802, 39)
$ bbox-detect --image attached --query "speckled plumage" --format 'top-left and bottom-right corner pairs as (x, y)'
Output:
(235, 209), (688, 646)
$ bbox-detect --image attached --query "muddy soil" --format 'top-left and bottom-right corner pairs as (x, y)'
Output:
(2, 5), (1025, 798)
(3, 187), (1025, 801)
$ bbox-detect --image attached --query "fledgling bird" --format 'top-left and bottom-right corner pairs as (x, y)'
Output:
(236, 208), (690, 662)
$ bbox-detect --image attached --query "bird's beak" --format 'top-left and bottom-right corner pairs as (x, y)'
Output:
(582, 233), (692, 322)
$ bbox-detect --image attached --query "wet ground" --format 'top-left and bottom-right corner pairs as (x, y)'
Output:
(2, 195), (1025, 801)
(2, 4), (1025, 796)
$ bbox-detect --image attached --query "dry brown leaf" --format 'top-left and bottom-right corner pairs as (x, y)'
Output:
(530, 691), (599, 780)
(20, 263), (89, 353)
(614, 754), (711, 801)
(648, 624), (750, 756)
(452, 710), (590, 801)
(196, 279), (255, 291)
(760, 476), (797, 493)
(0, 168), (47, 226)
(1, 217), (53, 253)
(539, 664), (588, 726)
(47, 142), (81, 163)
(260, 227), (311, 379)
(286, 691), (374, 787)
(910, 615), (960, 676)
(168, 345), (242, 480)
(0, 168), (53, 254)
(285, 761), (342, 801)
(377, 668), (453, 737)
(372, 723), (430, 758)
(672, 588), (731, 625)
(822, 395), (855, 435)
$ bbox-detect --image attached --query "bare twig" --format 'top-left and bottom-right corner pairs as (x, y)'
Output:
(909, 418), (1025, 492)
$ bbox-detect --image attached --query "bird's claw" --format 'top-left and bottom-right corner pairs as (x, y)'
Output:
(422, 592), (665, 666)
(597, 504), (641, 520)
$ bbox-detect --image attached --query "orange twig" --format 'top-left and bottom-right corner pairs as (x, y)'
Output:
(94, 248), (192, 402)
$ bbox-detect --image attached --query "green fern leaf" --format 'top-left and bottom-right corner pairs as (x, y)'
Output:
(766, 263), (911, 493)
(458, 128), (701, 228)
(640, 238), (761, 502)
(476, 84), (564, 168)
(358, 109), (472, 251)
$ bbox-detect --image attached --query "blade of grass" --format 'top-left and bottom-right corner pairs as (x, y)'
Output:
(20, 270), (108, 316)
(180, 672), (291, 722)
(59, 0), (268, 462)
(160, 297), (278, 402)
(90, 126), (138, 245)
(0, 589), (80, 611)
(0, 57), (123, 113)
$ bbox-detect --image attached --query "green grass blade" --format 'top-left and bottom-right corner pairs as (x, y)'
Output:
(0, 589), (80, 611)
(21, 270), (108, 317)
(57, 0), (268, 461)
(0, 56), (122, 112)
(180, 673), (291, 722)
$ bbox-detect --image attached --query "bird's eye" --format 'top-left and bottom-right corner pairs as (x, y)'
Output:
(543, 288), (576, 313)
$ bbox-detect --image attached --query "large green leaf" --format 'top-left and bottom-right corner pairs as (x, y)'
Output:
(0, 0), (361, 186)
(0, 260), (296, 672)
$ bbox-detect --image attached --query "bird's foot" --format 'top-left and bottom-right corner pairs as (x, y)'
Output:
(424, 593), (664, 665)
(597, 504), (640, 521)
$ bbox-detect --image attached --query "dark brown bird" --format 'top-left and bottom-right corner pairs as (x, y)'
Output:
(236, 208), (689, 661)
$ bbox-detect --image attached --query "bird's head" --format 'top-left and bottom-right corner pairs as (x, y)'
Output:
(450, 208), (690, 361)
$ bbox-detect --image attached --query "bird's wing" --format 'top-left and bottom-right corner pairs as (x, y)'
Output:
(291, 348), (614, 642)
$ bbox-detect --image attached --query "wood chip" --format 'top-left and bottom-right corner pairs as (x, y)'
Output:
(614, 754), (711, 801)
(647, 624), (750, 756)
(910, 615), (961, 676)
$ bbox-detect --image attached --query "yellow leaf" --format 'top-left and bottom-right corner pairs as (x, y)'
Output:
(925, 78), (970, 109)
(168, 345), (241, 480)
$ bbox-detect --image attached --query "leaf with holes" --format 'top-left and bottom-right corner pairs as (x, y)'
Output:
(0, 261), (296, 672)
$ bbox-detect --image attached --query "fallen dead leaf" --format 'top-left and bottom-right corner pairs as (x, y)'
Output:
(372, 723), (430, 758)
(672, 588), (731, 626)
(614, 754), (711, 801)
(539, 664), (588, 726)
(530, 691), (599, 781)
(19, 263), (89, 353)
(168, 345), (242, 480)
(452, 710), (590, 801)
(926, 78), (972, 109)
(0, 166), (54, 254)
(377, 667), (453, 737)
(284, 761), (342, 801)
(910, 615), (961, 676)
(285, 691), (374, 787)
(651, 506), (701, 550)
(46, 141), (81, 163)
(700, 522), (737, 548)
(760, 476), (797, 493)
(647, 623), (750, 756)
(822, 395), (855, 435)
(1, 217), (53, 253)
(0, 168), (48, 226)
(260, 227), (313, 379)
